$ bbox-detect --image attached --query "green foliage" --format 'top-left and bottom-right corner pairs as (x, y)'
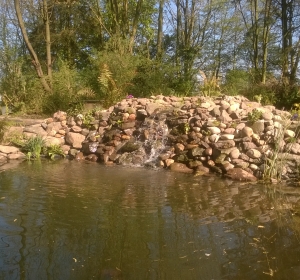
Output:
(0, 119), (8, 143)
(97, 63), (124, 107)
(129, 59), (180, 97)
(247, 109), (263, 124)
(222, 69), (252, 96)
(45, 144), (65, 160)
(43, 59), (96, 114)
(22, 136), (46, 159)
(200, 75), (221, 97)
(263, 117), (293, 182)
(82, 110), (95, 129)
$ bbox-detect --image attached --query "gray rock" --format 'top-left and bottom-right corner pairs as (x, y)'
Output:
(252, 120), (265, 134)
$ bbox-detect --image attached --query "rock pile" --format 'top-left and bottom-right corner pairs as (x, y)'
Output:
(1, 94), (300, 183)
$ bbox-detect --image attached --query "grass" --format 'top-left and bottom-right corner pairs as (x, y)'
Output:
(263, 112), (300, 182)
(22, 136), (46, 159)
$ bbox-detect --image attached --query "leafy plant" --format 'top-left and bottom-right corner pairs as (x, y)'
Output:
(22, 136), (46, 159)
(247, 109), (263, 124)
(45, 144), (65, 159)
(183, 123), (190, 134)
(82, 110), (95, 129)
(98, 63), (124, 107)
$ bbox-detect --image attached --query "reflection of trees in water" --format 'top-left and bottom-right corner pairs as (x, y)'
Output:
(1, 163), (300, 279)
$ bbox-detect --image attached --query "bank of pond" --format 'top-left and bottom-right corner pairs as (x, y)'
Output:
(1, 94), (300, 185)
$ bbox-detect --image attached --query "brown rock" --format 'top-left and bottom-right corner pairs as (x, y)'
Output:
(75, 152), (85, 160)
(23, 125), (47, 136)
(226, 168), (257, 182)
(229, 148), (240, 159)
(195, 165), (210, 174)
(8, 153), (26, 160)
(0, 145), (20, 154)
(246, 149), (261, 159)
(169, 162), (194, 173)
(71, 125), (82, 133)
(174, 143), (185, 153)
(65, 132), (86, 149)
(241, 126), (253, 137)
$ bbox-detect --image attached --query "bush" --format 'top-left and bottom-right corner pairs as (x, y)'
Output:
(22, 136), (46, 159)
(222, 69), (252, 96)
(42, 59), (96, 114)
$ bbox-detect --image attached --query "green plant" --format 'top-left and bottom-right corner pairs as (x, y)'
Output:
(200, 72), (221, 97)
(263, 115), (299, 182)
(183, 123), (190, 134)
(115, 119), (123, 127)
(22, 136), (46, 159)
(0, 119), (9, 143)
(253, 94), (262, 104)
(98, 63), (124, 107)
(45, 144), (65, 159)
(82, 110), (95, 129)
(247, 109), (263, 124)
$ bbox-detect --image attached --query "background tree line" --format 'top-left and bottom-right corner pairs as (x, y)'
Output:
(1, 0), (300, 114)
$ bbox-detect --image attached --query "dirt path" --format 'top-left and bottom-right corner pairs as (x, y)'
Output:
(0, 115), (46, 126)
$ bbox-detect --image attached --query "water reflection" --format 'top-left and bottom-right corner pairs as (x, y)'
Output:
(0, 160), (300, 279)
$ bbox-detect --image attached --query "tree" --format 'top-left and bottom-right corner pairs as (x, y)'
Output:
(156, 0), (164, 60)
(280, 0), (300, 85)
(14, 0), (52, 92)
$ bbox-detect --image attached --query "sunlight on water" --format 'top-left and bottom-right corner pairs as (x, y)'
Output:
(1, 160), (300, 279)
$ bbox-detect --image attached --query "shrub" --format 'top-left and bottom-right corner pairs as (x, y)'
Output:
(45, 144), (65, 159)
(22, 136), (46, 159)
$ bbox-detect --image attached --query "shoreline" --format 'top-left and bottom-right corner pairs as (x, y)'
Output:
(1, 94), (300, 185)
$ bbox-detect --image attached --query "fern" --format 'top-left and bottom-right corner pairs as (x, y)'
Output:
(98, 64), (123, 107)
(77, 88), (96, 99)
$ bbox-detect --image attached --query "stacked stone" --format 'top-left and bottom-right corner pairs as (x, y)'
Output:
(1, 94), (300, 182)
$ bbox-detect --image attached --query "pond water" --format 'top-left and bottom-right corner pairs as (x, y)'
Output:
(1, 160), (300, 280)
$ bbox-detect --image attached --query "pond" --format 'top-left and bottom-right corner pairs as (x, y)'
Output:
(0, 160), (300, 279)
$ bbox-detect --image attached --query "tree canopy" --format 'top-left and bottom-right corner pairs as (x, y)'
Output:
(1, 0), (300, 114)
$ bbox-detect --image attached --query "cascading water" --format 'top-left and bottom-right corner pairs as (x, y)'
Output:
(114, 110), (171, 167)
(141, 113), (169, 166)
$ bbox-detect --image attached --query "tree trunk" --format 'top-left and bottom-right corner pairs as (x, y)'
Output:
(43, 0), (52, 84)
(261, 0), (271, 84)
(128, 0), (143, 54)
(156, 0), (164, 60)
(281, 0), (289, 84)
(14, 0), (51, 93)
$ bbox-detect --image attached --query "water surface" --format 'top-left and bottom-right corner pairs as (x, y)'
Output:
(1, 160), (300, 279)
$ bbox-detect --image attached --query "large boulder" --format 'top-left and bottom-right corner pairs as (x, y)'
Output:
(0, 145), (20, 154)
(65, 132), (86, 149)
